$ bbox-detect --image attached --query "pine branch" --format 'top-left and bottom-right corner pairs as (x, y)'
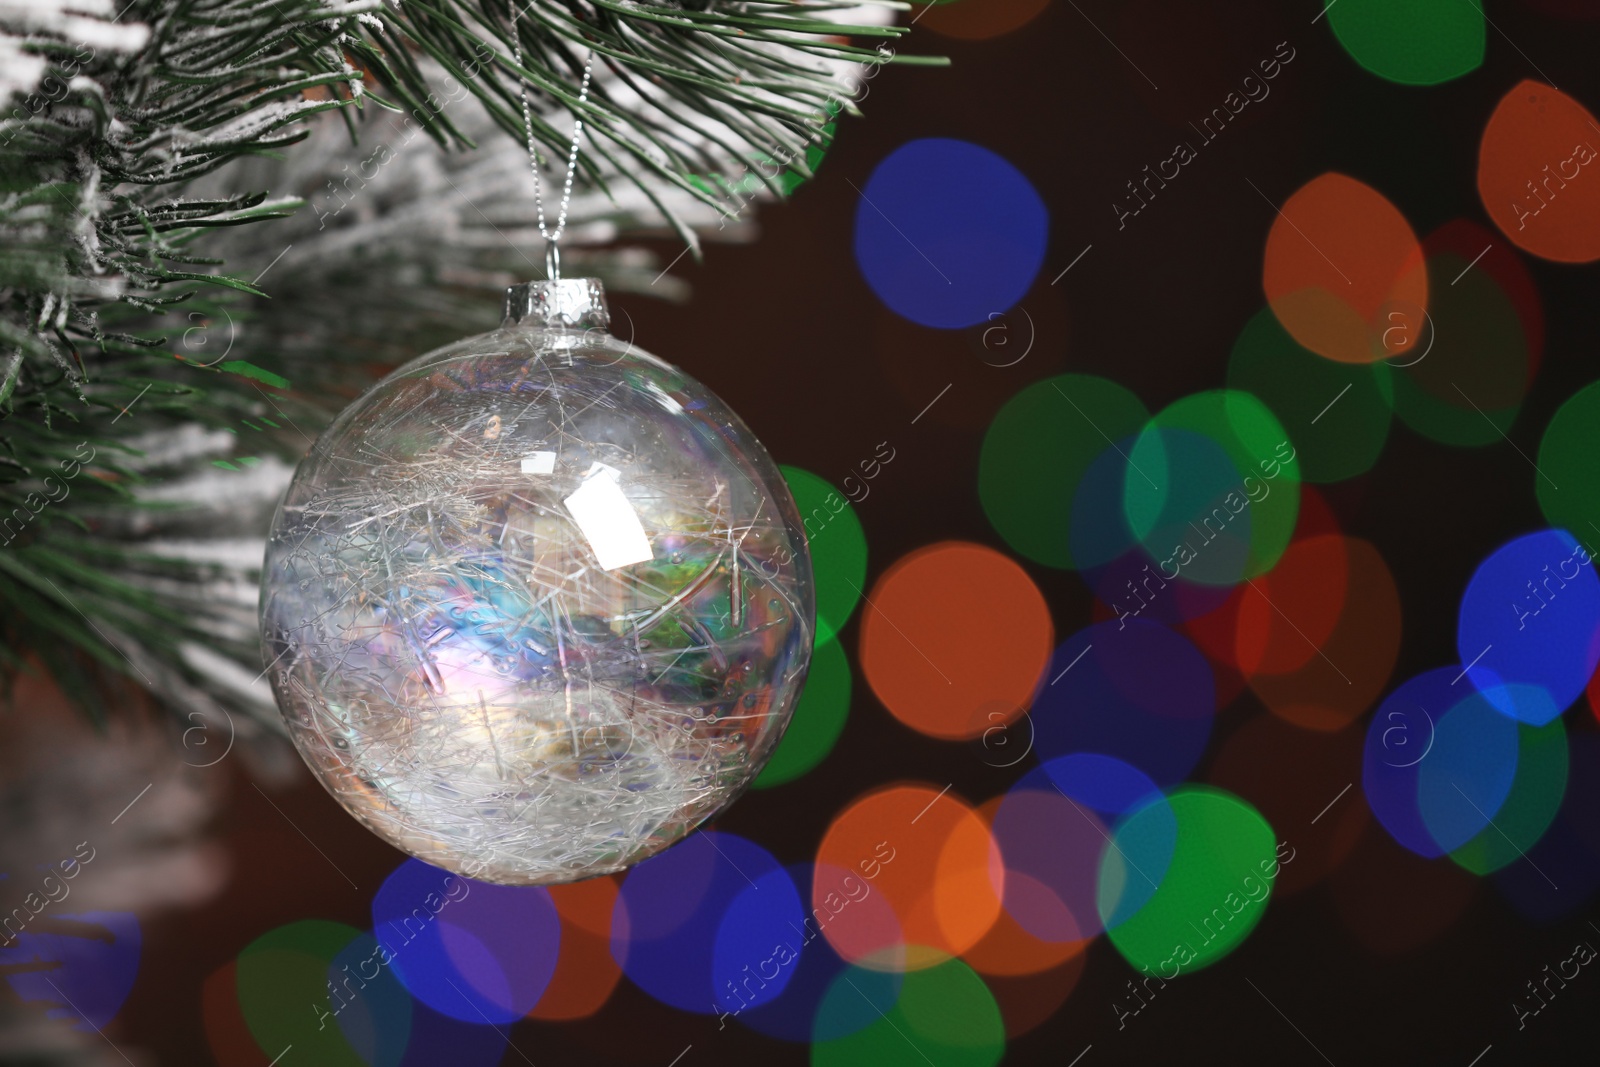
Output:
(0, 0), (932, 727)
(371, 0), (922, 251)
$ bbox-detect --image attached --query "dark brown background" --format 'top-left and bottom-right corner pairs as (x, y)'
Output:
(98, 1), (1600, 1063)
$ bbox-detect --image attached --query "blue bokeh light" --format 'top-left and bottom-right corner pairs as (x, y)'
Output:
(1363, 668), (1519, 857)
(1027, 754), (1176, 929)
(396, 1000), (509, 1067)
(614, 831), (799, 1016)
(1096, 792), (1181, 931)
(1034, 752), (1166, 818)
(853, 138), (1048, 329)
(1069, 434), (1144, 572)
(1458, 528), (1600, 725)
(725, 863), (901, 1043)
(331, 931), (412, 1067)
(0, 909), (140, 1031)
(371, 859), (560, 1025)
(1031, 620), (1216, 786)
(996, 759), (1179, 940)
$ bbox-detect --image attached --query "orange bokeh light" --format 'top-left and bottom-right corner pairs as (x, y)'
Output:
(1183, 487), (1345, 693)
(916, 0), (1054, 41)
(1479, 80), (1600, 263)
(1235, 533), (1351, 677)
(960, 795), (1092, 978)
(1247, 537), (1401, 731)
(860, 542), (1053, 740)
(202, 961), (272, 1067)
(1263, 172), (1427, 364)
(986, 951), (1089, 1039)
(815, 783), (1005, 972)
(531, 877), (623, 1021)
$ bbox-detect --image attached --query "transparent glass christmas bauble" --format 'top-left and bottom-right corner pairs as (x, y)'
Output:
(260, 279), (814, 885)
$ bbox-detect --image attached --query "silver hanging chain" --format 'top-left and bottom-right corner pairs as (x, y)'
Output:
(512, 31), (595, 281)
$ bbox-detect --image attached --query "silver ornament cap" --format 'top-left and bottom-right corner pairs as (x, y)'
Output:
(502, 278), (610, 330)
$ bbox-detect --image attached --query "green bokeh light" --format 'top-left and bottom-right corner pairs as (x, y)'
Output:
(1227, 307), (1393, 483)
(812, 959), (1004, 1067)
(1391, 255), (1528, 447)
(782, 465), (867, 646)
(1100, 787), (1279, 975)
(1452, 717), (1568, 876)
(1125, 391), (1301, 583)
(1328, 0), (1485, 86)
(979, 374), (1150, 569)
(1536, 380), (1600, 540)
(753, 633), (850, 788)
(236, 920), (372, 1067)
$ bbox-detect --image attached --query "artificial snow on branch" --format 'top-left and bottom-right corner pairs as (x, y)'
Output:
(0, 0), (921, 725)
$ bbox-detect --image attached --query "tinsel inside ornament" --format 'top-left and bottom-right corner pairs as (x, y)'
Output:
(260, 279), (814, 885)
